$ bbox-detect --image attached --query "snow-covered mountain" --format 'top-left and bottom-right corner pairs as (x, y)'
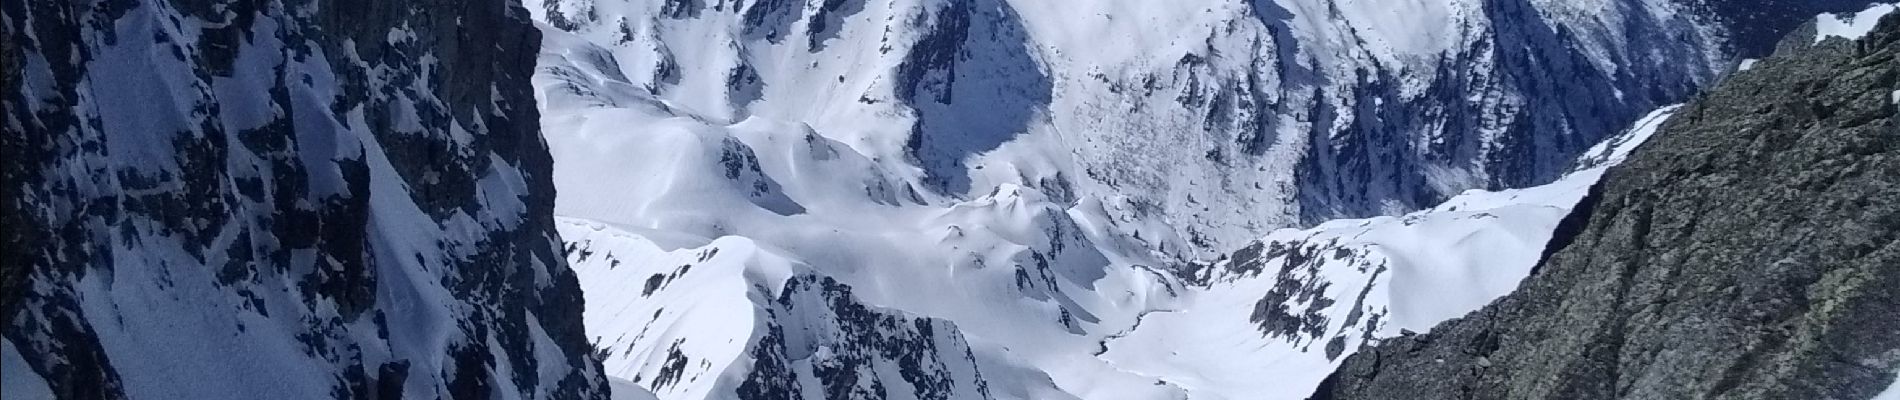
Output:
(559, 222), (995, 400)
(2, 0), (608, 398)
(1098, 106), (1677, 400)
(532, 6), (1704, 392)
(5, 0), (1891, 398)
(525, 0), (1772, 257)
(538, 30), (1179, 395)
(524, 0), (1891, 399)
(1316, 8), (1900, 397)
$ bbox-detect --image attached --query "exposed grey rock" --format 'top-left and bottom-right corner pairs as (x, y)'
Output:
(1314, 13), (1900, 400)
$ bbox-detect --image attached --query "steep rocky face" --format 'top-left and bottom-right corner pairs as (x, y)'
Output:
(1315, 12), (1900, 400)
(2, 0), (607, 399)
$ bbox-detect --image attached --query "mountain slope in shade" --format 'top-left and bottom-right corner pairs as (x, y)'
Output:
(1, 0), (608, 398)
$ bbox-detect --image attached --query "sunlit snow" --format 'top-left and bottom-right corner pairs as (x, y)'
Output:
(537, 25), (1681, 394)
(1815, 3), (1899, 43)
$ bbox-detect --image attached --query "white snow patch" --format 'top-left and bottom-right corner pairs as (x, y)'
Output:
(1815, 3), (1899, 43)
(1568, 105), (1680, 173)
(1329, 0), (1471, 63)
(2, 340), (55, 400)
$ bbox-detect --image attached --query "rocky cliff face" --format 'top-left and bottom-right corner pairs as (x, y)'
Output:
(1, 0), (607, 399)
(1314, 11), (1900, 400)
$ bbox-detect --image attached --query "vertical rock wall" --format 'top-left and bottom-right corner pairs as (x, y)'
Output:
(1, 0), (608, 398)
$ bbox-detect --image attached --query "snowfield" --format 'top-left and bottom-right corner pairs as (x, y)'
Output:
(510, 0), (1818, 398)
(540, 25), (1182, 398)
(535, 12), (1684, 395)
(6, 0), (1893, 398)
(527, 0), (1726, 258)
(1098, 106), (1678, 399)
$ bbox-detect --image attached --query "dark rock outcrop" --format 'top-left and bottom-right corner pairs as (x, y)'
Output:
(1, 8), (26, 329)
(1314, 13), (1900, 400)
(2, 0), (607, 398)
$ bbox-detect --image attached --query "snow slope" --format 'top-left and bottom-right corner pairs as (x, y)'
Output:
(560, 221), (995, 400)
(540, 26), (1182, 398)
(1815, 3), (1900, 42)
(520, 0), (1900, 399)
(528, 0), (1733, 257)
(1099, 106), (1679, 400)
(612, 378), (663, 400)
(535, 13), (1688, 395)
